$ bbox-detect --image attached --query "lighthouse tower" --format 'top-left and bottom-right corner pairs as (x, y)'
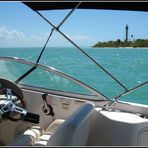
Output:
(125, 24), (128, 42)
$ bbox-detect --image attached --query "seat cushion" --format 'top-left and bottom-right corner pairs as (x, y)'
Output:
(47, 102), (95, 146)
(34, 119), (65, 146)
(46, 119), (65, 134)
(33, 132), (52, 146)
(8, 126), (44, 146)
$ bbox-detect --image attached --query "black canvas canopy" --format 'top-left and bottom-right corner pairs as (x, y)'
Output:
(23, 1), (148, 12)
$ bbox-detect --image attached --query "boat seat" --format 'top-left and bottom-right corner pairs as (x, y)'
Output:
(34, 102), (95, 146)
(8, 119), (65, 146)
(46, 119), (65, 134)
(8, 126), (44, 146)
(34, 119), (65, 146)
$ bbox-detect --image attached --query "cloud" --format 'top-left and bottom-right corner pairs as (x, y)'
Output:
(0, 26), (94, 47)
(30, 35), (45, 42)
(65, 34), (91, 42)
(0, 26), (25, 41)
(0, 26), (48, 46)
(32, 31), (92, 43)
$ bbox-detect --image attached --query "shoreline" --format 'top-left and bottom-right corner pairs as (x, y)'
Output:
(92, 46), (148, 49)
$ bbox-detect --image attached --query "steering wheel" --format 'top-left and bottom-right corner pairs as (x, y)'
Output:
(0, 78), (27, 121)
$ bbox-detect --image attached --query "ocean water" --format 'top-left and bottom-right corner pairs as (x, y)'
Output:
(0, 47), (147, 105)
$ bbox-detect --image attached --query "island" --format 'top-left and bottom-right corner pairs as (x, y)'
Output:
(92, 39), (148, 48)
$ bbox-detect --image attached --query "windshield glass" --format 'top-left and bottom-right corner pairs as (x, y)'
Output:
(0, 2), (147, 103)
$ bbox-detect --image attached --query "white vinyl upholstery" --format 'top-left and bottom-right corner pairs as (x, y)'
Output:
(8, 126), (44, 146)
(46, 119), (65, 134)
(46, 102), (95, 146)
(34, 119), (65, 146)
(9, 119), (65, 146)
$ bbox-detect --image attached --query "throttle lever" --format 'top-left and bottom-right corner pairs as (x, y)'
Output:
(22, 112), (40, 124)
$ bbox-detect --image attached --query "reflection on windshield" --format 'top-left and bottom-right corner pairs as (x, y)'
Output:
(0, 58), (100, 98)
(19, 67), (95, 95)
(0, 60), (31, 82)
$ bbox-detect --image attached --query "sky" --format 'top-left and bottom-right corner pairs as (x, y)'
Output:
(0, 1), (148, 47)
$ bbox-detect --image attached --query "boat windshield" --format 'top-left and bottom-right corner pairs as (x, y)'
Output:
(0, 2), (147, 103)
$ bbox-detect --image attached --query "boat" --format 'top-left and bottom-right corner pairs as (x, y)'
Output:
(0, 1), (148, 146)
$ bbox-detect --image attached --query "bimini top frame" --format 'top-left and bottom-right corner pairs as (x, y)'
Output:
(19, 1), (148, 102)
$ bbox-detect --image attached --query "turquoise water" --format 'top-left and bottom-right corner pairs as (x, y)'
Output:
(0, 47), (147, 104)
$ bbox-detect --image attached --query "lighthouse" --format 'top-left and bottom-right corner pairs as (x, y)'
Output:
(125, 24), (128, 42)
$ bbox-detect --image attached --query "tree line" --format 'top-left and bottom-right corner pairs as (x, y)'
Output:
(92, 39), (148, 48)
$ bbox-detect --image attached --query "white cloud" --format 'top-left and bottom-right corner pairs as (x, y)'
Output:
(0, 26), (25, 41)
(30, 35), (45, 42)
(65, 34), (91, 42)
(0, 26), (94, 47)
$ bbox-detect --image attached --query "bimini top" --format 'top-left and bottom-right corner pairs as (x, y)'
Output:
(23, 1), (148, 12)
